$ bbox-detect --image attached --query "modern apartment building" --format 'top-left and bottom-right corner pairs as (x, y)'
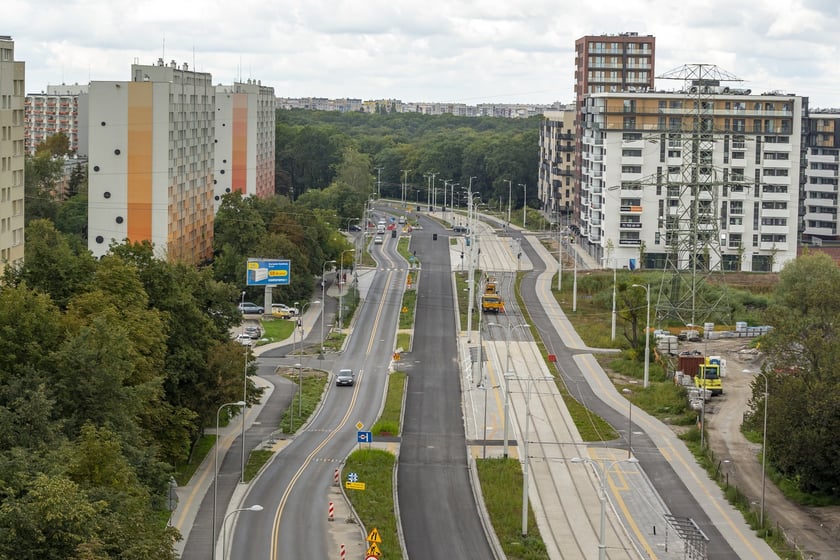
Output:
(802, 110), (840, 245)
(574, 33), (656, 230)
(24, 84), (88, 155)
(87, 60), (215, 263)
(214, 80), (276, 209)
(0, 35), (25, 273)
(538, 106), (576, 222)
(578, 89), (805, 273)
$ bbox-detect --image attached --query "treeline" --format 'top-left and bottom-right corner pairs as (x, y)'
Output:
(275, 109), (542, 211)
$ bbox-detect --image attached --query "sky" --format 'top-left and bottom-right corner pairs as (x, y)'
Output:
(6, 0), (840, 108)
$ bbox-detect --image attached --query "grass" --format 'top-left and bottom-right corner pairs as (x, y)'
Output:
(258, 317), (296, 345)
(243, 450), (274, 482)
(174, 434), (216, 486)
(371, 371), (406, 436)
(343, 449), (402, 559)
(277, 369), (329, 433)
(395, 332), (411, 353)
(455, 270), (481, 332)
(477, 458), (548, 559)
(399, 279), (418, 329)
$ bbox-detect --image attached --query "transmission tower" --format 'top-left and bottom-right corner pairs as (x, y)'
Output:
(654, 64), (742, 326)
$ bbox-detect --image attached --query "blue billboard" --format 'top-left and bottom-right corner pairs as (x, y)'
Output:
(246, 259), (291, 286)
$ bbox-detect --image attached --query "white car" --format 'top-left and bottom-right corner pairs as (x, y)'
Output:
(272, 303), (299, 317)
(235, 333), (254, 346)
(374, 235), (384, 245)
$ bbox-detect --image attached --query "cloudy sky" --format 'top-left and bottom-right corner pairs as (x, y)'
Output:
(6, 0), (840, 108)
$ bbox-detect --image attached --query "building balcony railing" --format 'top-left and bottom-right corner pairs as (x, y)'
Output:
(620, 205), (644, 213)
(619, 239), (642, 245)
(619, 222), (642, 229)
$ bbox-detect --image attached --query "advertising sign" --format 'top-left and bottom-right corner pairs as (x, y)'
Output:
(246, 259), (291, 286)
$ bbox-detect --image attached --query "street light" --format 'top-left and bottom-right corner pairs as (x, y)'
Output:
(321, 260), (336, 353)
(213, 400), (245, 560)
(506, 179), (512, 225)
(570, 456), (640, 560)
(753, 370), (769, 529)
(519, 183), (527, 227)
(507, 374), (553, 536)
(294, 300), (319, 418)
(344, 217), (359, 232)
(488, 322), (529, 458)
(338, 249), (354, 331)
(221, 504), (263, 560)
(631, 284), (650, 388)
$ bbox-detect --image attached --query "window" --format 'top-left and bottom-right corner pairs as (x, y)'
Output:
(622, 149), (642, 157)
(621, 165), (642, 174)
(623, 117), (636, 129)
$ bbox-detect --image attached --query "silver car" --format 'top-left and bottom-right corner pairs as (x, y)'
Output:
(335, 369), (355, 386)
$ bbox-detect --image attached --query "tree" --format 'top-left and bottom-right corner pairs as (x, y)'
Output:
(35, 132), (72, 158)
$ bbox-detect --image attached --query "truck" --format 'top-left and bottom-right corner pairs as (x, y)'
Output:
(694, 356), (724, 395)
(481, 277), (505, 313)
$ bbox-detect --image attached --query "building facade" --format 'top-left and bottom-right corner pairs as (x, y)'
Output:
(24, 84), (88, 155)
(214, 80), (275, 209)
(802, 110), (840, 244)
(0, 36), (25, 272)
(538, 107), (576, 222)
(578, 89), (805, 273)
(574, 33), (656, 231)
(87, 60), (215, 263)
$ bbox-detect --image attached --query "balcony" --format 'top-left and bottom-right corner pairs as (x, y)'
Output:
(619, 221), (642, 229)
(619, 239), (642, 245)
(620, 205), (644, 213)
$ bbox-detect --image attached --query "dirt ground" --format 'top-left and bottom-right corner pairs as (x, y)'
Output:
(691, 337), (840, 559)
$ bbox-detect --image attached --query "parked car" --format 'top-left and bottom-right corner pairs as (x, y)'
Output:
(349, 224), (362, 232)
(335, 368), (355, 386)
(235, 333), (254, 346)
(238, 302), (264, 315)
(243, 325), (262, 339)
(272, 303), (299, 316)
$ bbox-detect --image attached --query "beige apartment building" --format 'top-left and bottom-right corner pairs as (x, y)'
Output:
(0, 35), (25, 273)
(25, 83), (88, 155)
(538, 106), (576, 222)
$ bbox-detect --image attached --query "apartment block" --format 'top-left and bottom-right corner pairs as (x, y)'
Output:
(214, 80), (275, 209)
(538, 106), (576, 222)
(87, 60), (215, 263)
(578, 89), (805, 273)
(24, 84), (89, 155)
(802, 110), (840, 244)
(574, 33), (656, 230)
(0, 35), (25, 273)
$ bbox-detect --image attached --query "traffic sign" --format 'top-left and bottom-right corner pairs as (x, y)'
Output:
(365, 556), (379, 560)
(366, 527), (382, 543)
(356, 421), (365, 430)
(366, 542), (382, 557)
(345, 481), (366, 490)
(357, 431), (373, 443)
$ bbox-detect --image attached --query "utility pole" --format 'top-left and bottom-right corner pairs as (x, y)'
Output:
(506, 179), (512, 225)
(401, 169), (411, 207)
(519, 183), (527, 227)
(374, 166), (383, 198)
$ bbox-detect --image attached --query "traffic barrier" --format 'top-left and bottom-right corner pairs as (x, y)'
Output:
(334, 468), (339, 486)
(340, 544), (345, 560)
(328, 501), (334, 521)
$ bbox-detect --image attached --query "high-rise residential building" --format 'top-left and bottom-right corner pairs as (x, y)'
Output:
(24, 84), (89, 156)
(578, 89), (805, 273)
(538, 106), (576, 223)
(802, 110), (840, 246)
(87, 59), (215, 263)
(0, 35), (25, 273)
(573, 33), (656, 230)
(214, 80), (276, 209)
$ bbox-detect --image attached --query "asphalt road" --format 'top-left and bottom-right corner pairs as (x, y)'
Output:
(397, 216), (496, 558)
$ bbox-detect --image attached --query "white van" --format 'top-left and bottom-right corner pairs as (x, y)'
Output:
(398, 216), (406, 225)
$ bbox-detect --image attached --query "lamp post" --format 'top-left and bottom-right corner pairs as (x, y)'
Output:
(570, 457), (639, 560)
(344, 217), (358, 232)
(631, 284), (650, 388)
(320, 260), (336, 354)
(506, 179), (512, 225)
(488, 322), (529, 458)
(221, 505), (263, 560)
(754, 370), (769, 529)
(572, 246), (578, 312)
(295, 300), (318, 418)
(507, 374), (554, 536)
(213, 400), (245, 560)
(338, 249), (354, 331)
(603, 257), (616, 341)
(374, 166), (383, 198)
(519, 183), (527, 227)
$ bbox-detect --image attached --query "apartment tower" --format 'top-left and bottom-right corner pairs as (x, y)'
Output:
(0, 35), (25, 272)
(87, 60), (215, 263)
(538, 106), (576, 223)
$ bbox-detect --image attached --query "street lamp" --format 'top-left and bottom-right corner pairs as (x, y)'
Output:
(506, 179), (512, 225)
(570, 456), (639, 560)
(344, 217), (358, 232)
(294, 300), (318, 419)
(519, 183), (527, 227)
(507, 374), (554, 536)
(321, 260), (336, 353)
(753, 370), (769, 529)
(213, 400), (245, 560)
(631, 284), (650, 388)
(488, 322), (529, 458)
(338, 249), (354, 331)
(221, 504), (263, 560)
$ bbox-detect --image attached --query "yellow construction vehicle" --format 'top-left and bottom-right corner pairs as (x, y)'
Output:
(481, 277), (504, 313)
(695, 357), (724, 395)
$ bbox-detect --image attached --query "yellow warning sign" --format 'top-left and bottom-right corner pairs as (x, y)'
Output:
(366, 527), (382, 543)
(356, 421), (365, 430)
(345, 481), (366, 490)
(401, 306), (408, 313)
(366, 542), (382, 556)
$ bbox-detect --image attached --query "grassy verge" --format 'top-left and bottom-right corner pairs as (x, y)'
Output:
(477, 458), (548, 559)
(277, 369), (329, 433)
(371, 371), (406, 436)
(343, 449), (402, 559)
(257, 317), (295, 345)
(395, 332), (411, 353)
(174, 434), (216, 486)
(399, 277), (418, 329)
(455, 270), (481, 332)
(243, 450), (274, 482)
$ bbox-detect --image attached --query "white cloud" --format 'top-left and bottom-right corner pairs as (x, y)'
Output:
(5, 0), (839, 107)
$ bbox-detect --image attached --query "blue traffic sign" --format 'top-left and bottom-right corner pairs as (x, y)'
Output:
(357, 431), (373, 443)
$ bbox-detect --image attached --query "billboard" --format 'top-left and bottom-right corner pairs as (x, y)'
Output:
(246, 259), (291, 286)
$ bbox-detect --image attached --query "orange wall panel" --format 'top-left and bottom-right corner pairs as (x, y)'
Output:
(127, 84), (153, 241)
(232, 94), (248, 193)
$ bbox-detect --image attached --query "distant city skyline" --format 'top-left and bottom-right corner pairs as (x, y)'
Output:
(6, 0), (840, 108)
